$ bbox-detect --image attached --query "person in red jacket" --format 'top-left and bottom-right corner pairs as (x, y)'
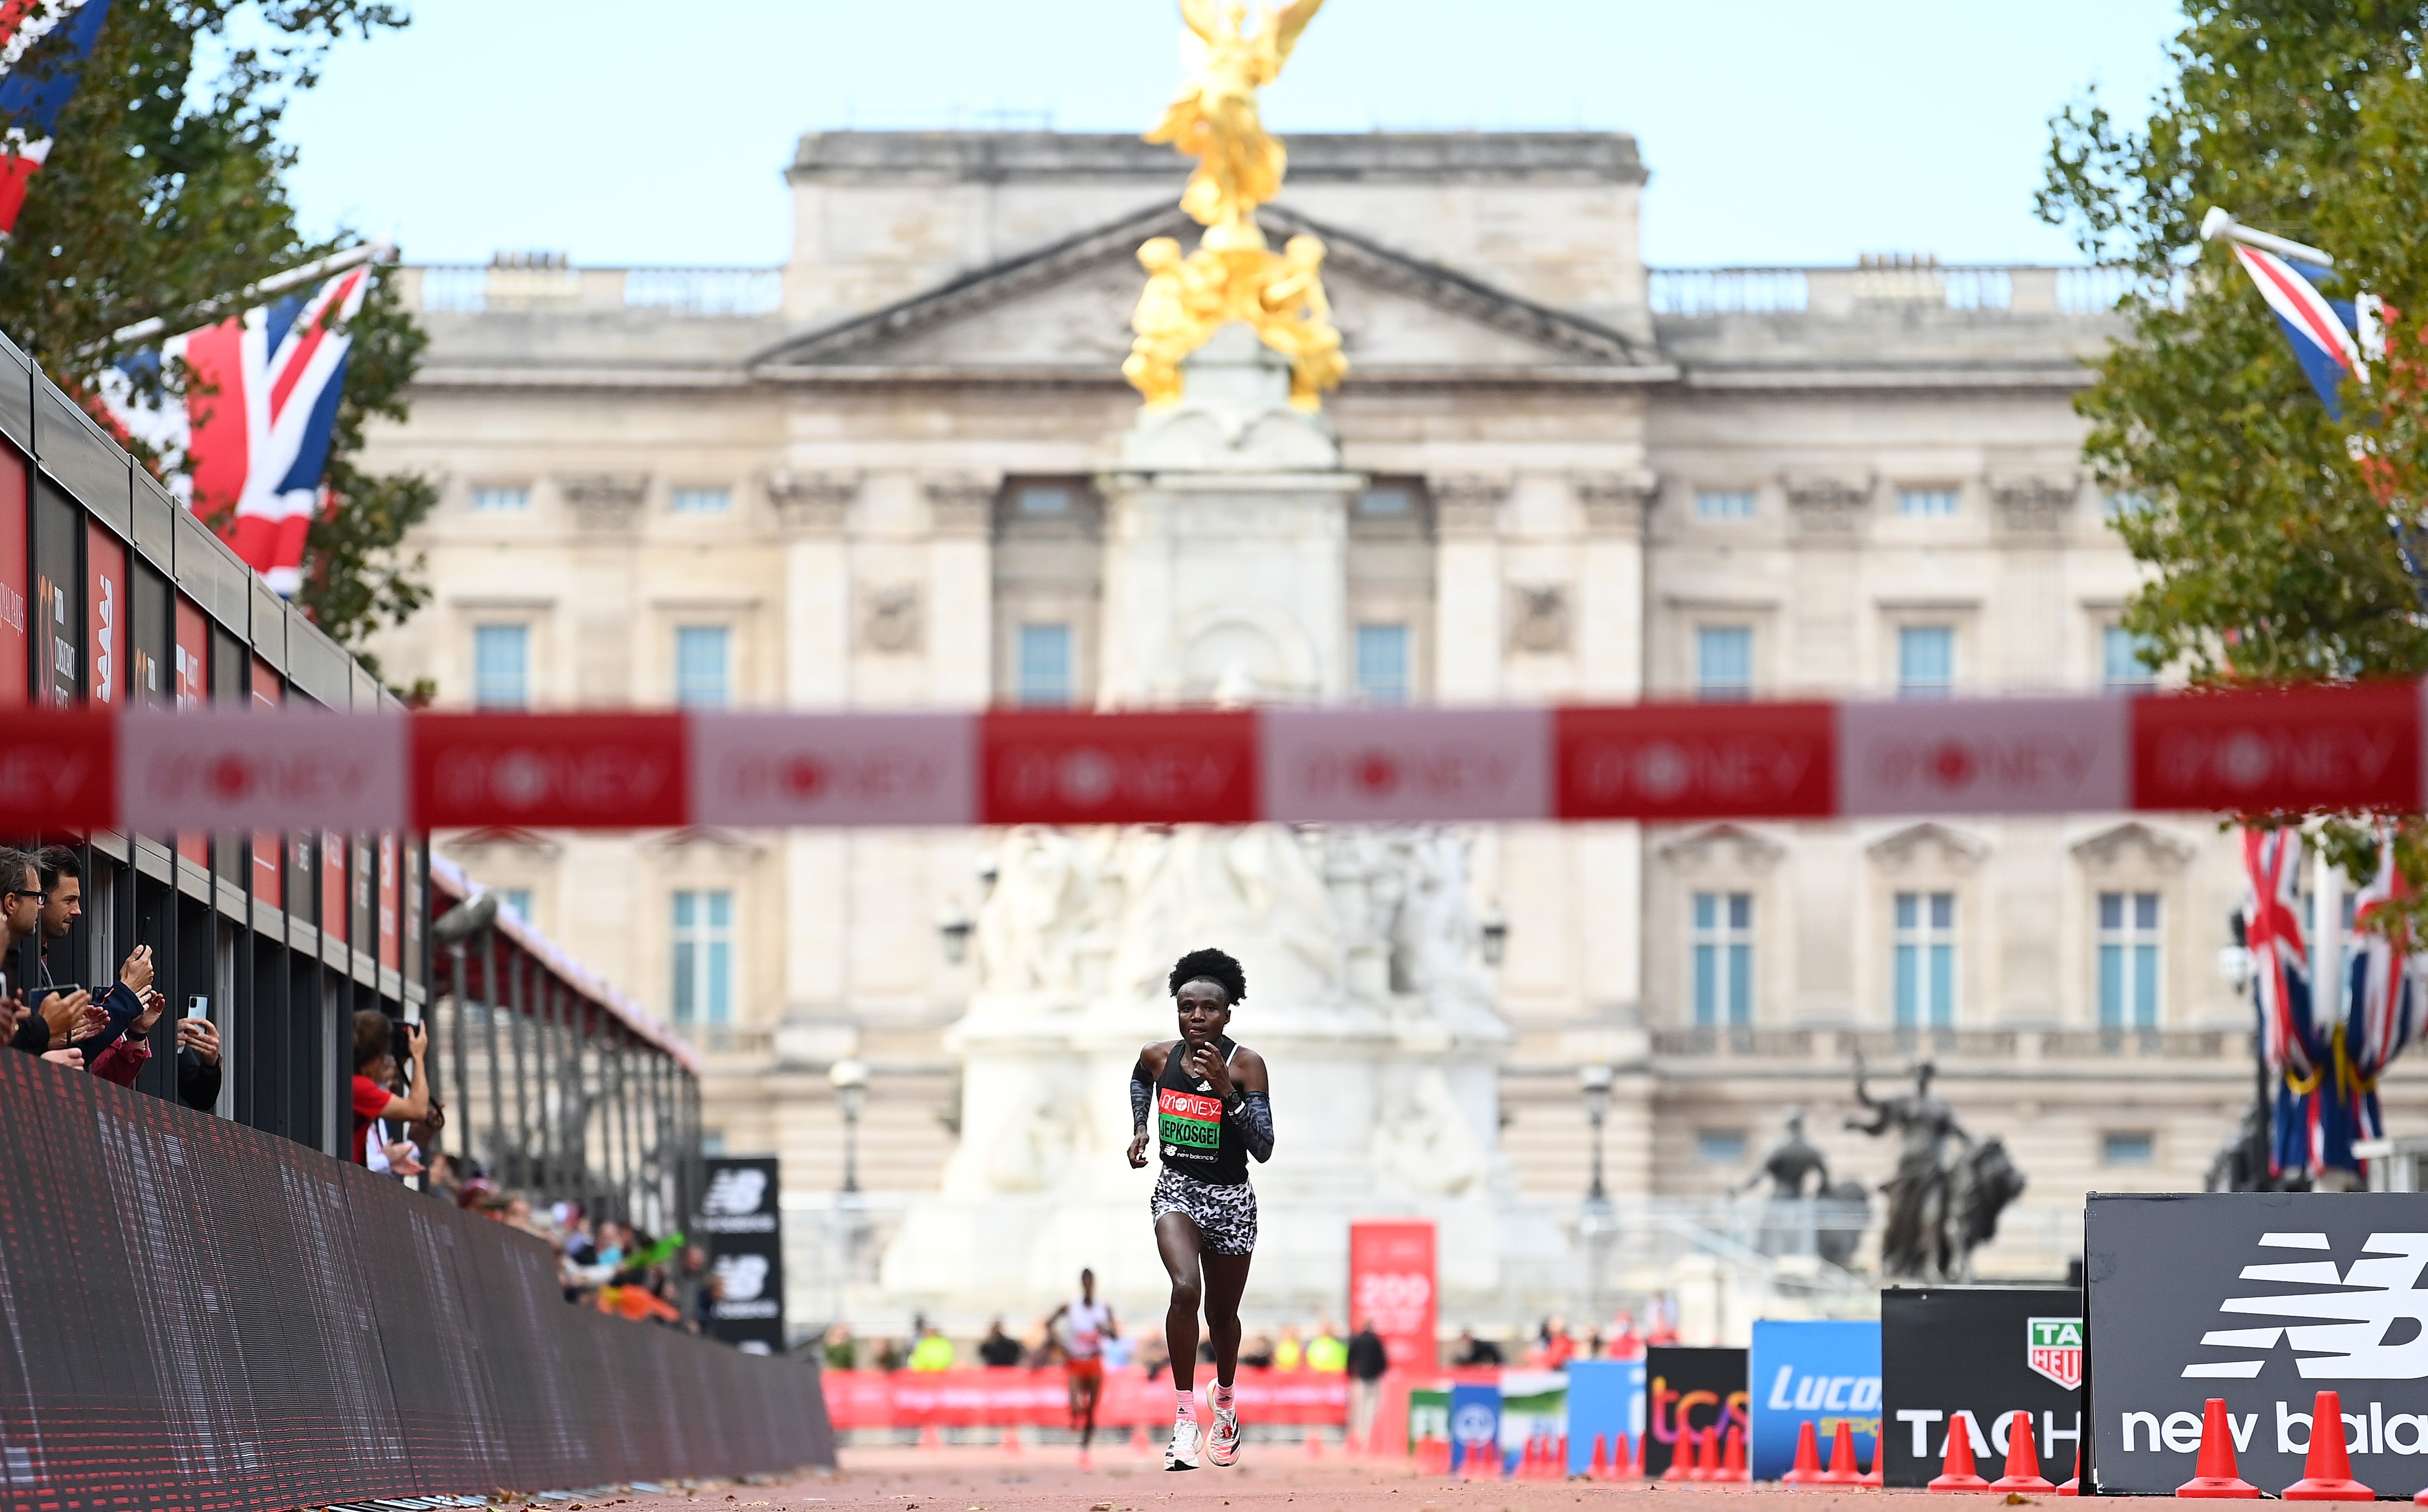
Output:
(350, 1009), (429, 1165)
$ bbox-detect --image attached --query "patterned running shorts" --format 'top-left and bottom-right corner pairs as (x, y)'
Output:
(1151, 1167), (1259, 1255)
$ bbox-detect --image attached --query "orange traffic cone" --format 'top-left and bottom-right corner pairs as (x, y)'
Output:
(1928, 1411), (1990, 1494)
(1559, 1436), (1570, 1479)
(1307, 1426), (1324, 1461)
(919, 1422), (943, 1451)
(2283, 1391), (2373, 1501)
(1783, 1421), (1826, 1486)
(1718, 1424), (1751, 1484)
(1660, 1428), (1694, 1482)
(1631, 1430), (1647, 1479)
(1860, 1435), (1883, 1489)
(1690, 1425), (1717, 1482)
(1590, 1434), (1611, 1481)
(1822, 1420), (1863, 1486)
(1990, 1410), (2053, 1494)
(2058, 1445), (2081, 1497)
(2177, 1397), (2258, 1498)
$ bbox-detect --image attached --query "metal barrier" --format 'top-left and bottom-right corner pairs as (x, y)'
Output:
(0, 1047), (832, 1510)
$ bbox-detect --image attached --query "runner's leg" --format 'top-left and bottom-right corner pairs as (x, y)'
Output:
(1202, 1251), (1253, 1388)
(1156, 1211), (1206, 1394)
(1080, 1373), (1099, 1448)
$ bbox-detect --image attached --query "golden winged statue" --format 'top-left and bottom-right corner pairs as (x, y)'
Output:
(1126, 0), (1347, 413)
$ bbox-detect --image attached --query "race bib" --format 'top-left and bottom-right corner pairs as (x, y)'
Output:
(1159, 1086), (1222, 1157)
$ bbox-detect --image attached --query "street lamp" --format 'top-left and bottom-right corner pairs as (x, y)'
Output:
(830, 1057), (869, 1195)
(1480, 907), (1510, 967)
(937, 908), (974, 966)
(1579, 1063), (1614, 1207)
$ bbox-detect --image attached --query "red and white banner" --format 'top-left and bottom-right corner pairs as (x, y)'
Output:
(820, 1366), (1348, 1429)
(18, 680), (2428, 832)
(1349, 1219), (1439, 1376)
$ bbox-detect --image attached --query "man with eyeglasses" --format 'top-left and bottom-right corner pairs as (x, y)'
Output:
(0, 846), (94, 1066)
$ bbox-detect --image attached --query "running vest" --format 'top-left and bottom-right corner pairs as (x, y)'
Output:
(1066, 1297), (1111, 1359)
(1155, 1035), (1249, 1186)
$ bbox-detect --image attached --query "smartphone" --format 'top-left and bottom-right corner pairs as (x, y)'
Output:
(184, 996), (209, 1020)
(39, 985), (86, 1004)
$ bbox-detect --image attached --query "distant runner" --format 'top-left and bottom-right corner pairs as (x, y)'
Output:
(1128, 947), (1273, 1472)
(1045, 1267), (1119, 1466)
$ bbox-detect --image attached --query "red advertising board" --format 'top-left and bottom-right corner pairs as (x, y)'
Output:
(173, 596), (208, 868)
(376, 831), (399, 970)
(1348, 1219), (1438, 1375)
(249, 658), (281, 907)
(85, 523), (122, 707)
(0, 452), (24, 705)
(320, 830), (346, 944)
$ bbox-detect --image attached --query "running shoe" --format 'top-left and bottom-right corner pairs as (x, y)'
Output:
(1207, 1396), (1241, 1467)
(1166, 1411), (1202, 1471)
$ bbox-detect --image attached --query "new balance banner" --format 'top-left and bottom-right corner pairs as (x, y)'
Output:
(0, 1051), (832, 1512)
(1751, 1319), (1880, 1480)
(698, 1155), (785, 1352)
(1645, 1345), (1747, 1477)
(1882, 1285), (2081, 1488)
(2086, 1192), (2428, 1497)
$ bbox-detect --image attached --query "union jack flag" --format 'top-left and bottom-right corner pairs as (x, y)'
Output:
(2240, 826), (2332, 1176)
(0, 0), (112, 240)
(98, 266), (371, 595)
(2344, 830), (2419, 1154)
(2226, 242), (2378, 420)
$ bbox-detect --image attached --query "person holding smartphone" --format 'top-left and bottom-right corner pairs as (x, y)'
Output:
(350, 1010), (429, 1166)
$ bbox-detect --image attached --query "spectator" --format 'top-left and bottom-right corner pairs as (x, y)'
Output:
(350, 1010), (430, 1166)
(1538, 1315), (1576, 1369)
(1240, 1331), (1274, 1369)
(1607, 1311), (1643, 1359)
(674, 1246), (713, 1335)
(1453, 1328), (1503, 1367)
(1274, 1324), (1304, 1371)
(1347, 1318), (1388, 1448)
(1306, 1317), (1348, 1372)
(426, 1152), (466, 1205)
(906, 1320), (955, 1371)
(86, 986), (169, 1086)
(0, 846), (84, 1064)
(0, 985), (82, 1067)
(175, 1011), (223, 1111)
(978, 1317), (1023, 1367)
(821, 1322), (857, 1370)
(874, 1337), (906, 1372)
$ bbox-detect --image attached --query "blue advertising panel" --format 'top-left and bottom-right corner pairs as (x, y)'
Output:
(1750, 1319), (1882, 1482)
(1566, 1358), (1647, 1475)
(1448, 1383), (1502, 1474)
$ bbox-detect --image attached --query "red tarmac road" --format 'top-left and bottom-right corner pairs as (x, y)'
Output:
(592, 1445), (1951, 1512)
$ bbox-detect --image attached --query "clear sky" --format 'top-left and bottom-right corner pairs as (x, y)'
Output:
(276, 0), (2187, 270)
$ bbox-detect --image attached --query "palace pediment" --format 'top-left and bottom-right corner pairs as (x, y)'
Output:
(751, 202), (1670, 380)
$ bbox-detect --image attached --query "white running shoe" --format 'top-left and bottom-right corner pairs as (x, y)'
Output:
(1207, 1396), (1241, 1467)
(1166, 1411), (1203, 1472)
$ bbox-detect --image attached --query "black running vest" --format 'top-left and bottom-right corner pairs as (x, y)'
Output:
(1155, 1036), (1249, 1186)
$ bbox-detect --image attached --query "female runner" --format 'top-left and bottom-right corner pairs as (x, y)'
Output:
(1128, 947), (1274, 1471)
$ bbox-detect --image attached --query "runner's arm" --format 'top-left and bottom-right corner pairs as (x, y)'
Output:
(1223, 1047), (1274, 1163)
(1129, 1064), (1155, 1135)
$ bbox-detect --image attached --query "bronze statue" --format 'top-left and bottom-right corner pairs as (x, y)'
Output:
(1846, 1054), (2024, 1280)
(1127, 0), (1347, 413)
(1736, 1107), (1831, 1202)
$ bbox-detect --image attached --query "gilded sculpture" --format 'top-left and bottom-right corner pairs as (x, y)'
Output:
(1126, 0), (1346, 413)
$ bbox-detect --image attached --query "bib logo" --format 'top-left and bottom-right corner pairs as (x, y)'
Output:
(2028, 1317), (2083, 1390)
(2181, 1231), (2428, 1380)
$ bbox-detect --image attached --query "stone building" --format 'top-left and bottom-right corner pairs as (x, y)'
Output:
(362, 130), (2360, 1324)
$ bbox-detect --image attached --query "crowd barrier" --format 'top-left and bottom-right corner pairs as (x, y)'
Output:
(4, 679), (2422, 832)
(822, 1367), (1347, 1429)
(0, 1052), (834, 1512)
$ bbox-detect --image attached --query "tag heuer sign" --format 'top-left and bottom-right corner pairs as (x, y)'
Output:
(2026, 1317), (2083, 1390)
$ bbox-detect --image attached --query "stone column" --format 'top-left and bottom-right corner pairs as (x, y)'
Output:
(1782, 474), (1871, 1017)
(1429, 474), (1510, 702)
(771, 471), (857, 1014)
(559, 473), (647, 705)
(924, 474), (997, 706)
(1573, 471), (1654, 1019)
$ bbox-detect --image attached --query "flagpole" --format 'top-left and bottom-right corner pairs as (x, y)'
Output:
(85, 240), (395, 357)
(2200, 207), (2336, 268)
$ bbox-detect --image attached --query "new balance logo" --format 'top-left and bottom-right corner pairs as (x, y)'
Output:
(702, 1167), (769, 1217)
(2184, 1230), (2428, 1380)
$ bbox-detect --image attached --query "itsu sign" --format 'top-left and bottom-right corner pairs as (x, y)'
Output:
(1349, 1220), (1437, 1372)
(2028, 1317), (2083, 1391)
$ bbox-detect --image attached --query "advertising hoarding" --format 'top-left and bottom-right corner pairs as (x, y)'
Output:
(1646, 1345), (1748, 1477)
(1751, 1318), (1881, 1480)
(698, 1155), (786, 1353)
(1883, 1285), (2083, 1488)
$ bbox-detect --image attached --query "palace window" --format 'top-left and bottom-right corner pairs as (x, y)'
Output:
(1892, 890), (1958, 1028)
(675, 625), (732, 708)
(500, 888), (533, 923)
(2097, 890), (2162, 1029)
(1355, 623), (1411, 704)
(470, 486), (530, 513)
(1897, 488), (1959, 518)
(2103, 626), (2157, 692)
(1358, 485), (1413, 517)
(1016, 484), (1072, 516)
(670, 487), (733, 515)
(1897, 626), (1954, 698)
(1696, 1129), (1748, 1165)
(2102, 1131), (2156, 1166)
(1691, 891), (1754, 1027)
(1695, 627), (1752, 701)
(1695, 489), (1756, 521)
(1017, 623), (1074, 707)
(472, 624), (529, 709)
(672, 889), (734, 1025)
